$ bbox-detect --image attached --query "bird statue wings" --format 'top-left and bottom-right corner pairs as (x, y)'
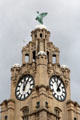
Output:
(35, 11), (48, 24)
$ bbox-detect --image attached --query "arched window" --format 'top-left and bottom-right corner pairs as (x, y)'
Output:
(47, 51), (49, 64)
(21, 106), (29, 120)
(36, 101), (40, 109)
(52, 54), (56, 64)
(33, 51), (36, 62)
(5, 115), (8, 120)
(25, 54), (29, 63)
(40, 33), (42, 38)
(54, 107), (62, 120)
(45, 101), (48, 108)
(36, 112), (39, 120)
(74, 118), (77, 120)
(35, 34), (37, 38)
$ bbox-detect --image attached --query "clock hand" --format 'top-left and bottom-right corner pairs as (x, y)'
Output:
(23, 77), (29, 91)
(23, 81), (26, 91)
(57, 82), (61, 92)
(58, 82), (61, 88)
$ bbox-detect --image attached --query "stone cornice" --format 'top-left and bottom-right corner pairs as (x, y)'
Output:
(66, 100), (80, 108)
(0, 99), (15, 106)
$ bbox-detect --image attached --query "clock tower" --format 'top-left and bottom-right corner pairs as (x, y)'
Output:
(0, 24), (80, 120)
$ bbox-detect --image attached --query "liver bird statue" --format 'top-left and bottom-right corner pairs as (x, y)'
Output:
(35, 11), (48, 24)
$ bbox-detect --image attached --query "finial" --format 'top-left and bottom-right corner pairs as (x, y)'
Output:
(35, 11), (48, 24)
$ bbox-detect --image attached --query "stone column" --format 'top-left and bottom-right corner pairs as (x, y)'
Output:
(22, 52), (26, 64)
(29, 42), (33, 63)
(39, 40), (44, 52)
(56, 53), (59, 64)
(39, 111), (47, 120)
(8, 100), (15, 120)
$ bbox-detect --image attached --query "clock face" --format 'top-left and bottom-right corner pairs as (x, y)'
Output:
(49, 75), (66, 102)
(15, 74), (34, 101)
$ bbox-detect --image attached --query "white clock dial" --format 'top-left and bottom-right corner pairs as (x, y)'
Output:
(15, 74), (34, 101)
(49, 75), (66, 101)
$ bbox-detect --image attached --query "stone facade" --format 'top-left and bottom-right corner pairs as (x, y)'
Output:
(0, 25), (80, 120)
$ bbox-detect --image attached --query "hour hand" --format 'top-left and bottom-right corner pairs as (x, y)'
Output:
(23, 82), (26, 91)
(57, 82), (61, 92)
(23, 78), (29, 91)
(23, 80), (27, 91)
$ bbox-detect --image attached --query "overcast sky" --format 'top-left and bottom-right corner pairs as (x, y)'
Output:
(0, 0), (80, 104)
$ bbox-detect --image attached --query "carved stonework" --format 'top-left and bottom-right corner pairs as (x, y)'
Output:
(0, 25), (80, 120)
(64, 79), (69, 88)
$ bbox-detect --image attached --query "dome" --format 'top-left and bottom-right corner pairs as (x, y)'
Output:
(35, 24), (47, 29)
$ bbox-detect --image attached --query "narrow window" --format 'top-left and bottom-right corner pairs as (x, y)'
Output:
(23, 116), (28, 120)
(40, 33), (42, 38)
(55, 109), (59, 120)
(36, 113), (39, 120)
(36, 101), (40, 108)
(47, 51), (49, 64)
(37, 40), (40, 52)
(45, 35), (47, 38)
(25, 54), (29, 63)
(52, 54), (56, 64)
(74, 118), (77, 120)
(35, 34), (37, 38)
(54, 107), (61, 120)
(45, 101), (48, 108)
(21, 106), (29, 120)
(33, 51), (36, 62)
(5, 116), (8, 120)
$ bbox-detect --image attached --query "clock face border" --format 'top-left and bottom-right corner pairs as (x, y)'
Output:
(49, 75), (66, 102)
(15, 74), (35, 101)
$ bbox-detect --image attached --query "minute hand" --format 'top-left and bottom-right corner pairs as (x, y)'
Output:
(58, 82), (61, 88)
(57, 82), (61, 91)
(23, 78), (29, 91)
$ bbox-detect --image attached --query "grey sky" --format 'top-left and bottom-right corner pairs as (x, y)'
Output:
(0, 0), (80, 104)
